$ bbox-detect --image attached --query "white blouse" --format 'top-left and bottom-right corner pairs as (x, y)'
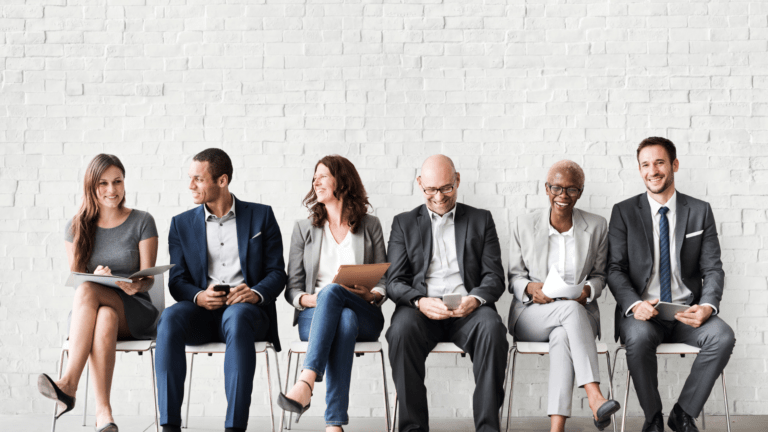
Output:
(315, 222), (355, 291)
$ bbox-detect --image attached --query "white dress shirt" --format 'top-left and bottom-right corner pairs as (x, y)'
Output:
(193, 195), (264, 304)
(424, 206), (485, 305)
(625, 191), (717, 316)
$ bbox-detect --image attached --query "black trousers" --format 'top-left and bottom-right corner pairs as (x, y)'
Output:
(386, 306), (509, 432)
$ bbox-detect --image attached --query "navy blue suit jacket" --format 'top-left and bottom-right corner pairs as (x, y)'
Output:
(168, 196), (287, 351)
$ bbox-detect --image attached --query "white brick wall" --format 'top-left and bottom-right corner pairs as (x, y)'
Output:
(1, 0), (766, 419)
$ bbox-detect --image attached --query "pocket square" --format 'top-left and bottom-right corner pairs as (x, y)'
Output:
(685, 230), (703, 238)
(251, 232), (262, 239)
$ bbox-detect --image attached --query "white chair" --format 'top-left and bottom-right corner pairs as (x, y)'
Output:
(280, 341), (391, 432)
(612, 343), (731, 432)
(390, 343), (500, 432)
(181, 341), (281, 432)
(51, 274), (165, 432)
(504, 341), (616, 432)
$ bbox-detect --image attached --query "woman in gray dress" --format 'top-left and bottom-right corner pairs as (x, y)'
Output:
(37, 154), (159, 432)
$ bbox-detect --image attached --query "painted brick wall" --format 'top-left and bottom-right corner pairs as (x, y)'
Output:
(1, 0), (766, 420)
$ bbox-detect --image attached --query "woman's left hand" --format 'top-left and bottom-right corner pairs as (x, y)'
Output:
(116, 276), (153, 296)
(573, 285), (591, 306)
(342, 284), (374, 303)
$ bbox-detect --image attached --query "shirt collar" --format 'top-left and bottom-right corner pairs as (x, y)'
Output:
(646, 190), (677, 216)
(548, 220), (574, 237)
(204, 194), (236, 220)
(428, 205), (456, 225)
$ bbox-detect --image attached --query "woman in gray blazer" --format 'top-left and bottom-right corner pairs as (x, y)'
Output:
(508, 161), (619, 432)
(278, 155), (387, 432)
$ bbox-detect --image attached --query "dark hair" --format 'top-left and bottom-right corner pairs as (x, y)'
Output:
(71, 154), (126, 272)
(303, 155), (371, 234)
(193, 148), (233, 184)
(637, 137), (677, 163)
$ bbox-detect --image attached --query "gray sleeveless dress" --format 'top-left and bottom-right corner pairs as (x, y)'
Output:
(65, 209), (160, 340)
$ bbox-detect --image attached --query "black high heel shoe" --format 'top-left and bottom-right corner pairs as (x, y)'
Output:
(277, 379), (312, 422)
(593, 399), (620, 431)
(37, 373), (76, 419)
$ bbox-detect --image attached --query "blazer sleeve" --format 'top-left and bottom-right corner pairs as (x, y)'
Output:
(250, 206), (287, 306)
(586, 216), (609, 301)
(284, 221), (307, 308)
(606, 204), (643, 314)
(386, 215), (420, 307)
(369, 217), (388, 296)
(508, 216), (533, 303)
(697, 203), (725, 310)
(466, 210), (505, 304)
(168, 216), (203, 303)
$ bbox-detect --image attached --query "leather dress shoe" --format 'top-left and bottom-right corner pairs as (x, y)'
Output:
(642, 411), (665, 432)
(161, 426), (181, 432)
(668, 403), (699, 432)
(224, 428), (245, 432)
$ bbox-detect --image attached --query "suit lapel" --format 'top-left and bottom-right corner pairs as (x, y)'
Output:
(309, 224), (323, 288)
(454, 204), (467, 281)
(194, 205), (209, 283)
(638, 194), (654, 259)
(351, 224), (364, 264)
(573, 209), (592, 282)
(418, 205), (432, 277)
(234, 198), (251, 282)
(534, 209), (550, 278)
(675, 193), (689, 269)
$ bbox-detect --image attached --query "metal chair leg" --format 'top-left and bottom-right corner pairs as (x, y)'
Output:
(500, 344), (512, 428)
(279, 350), (293, 432)
(378, 349), (391, 432)
(265, 349), (275, 432)
(183, 353), (195, 429)
(504, 347), (518, 432)
(722, 373), (731, 432)
(392, 394), (398, 432)
(267, 346), (282, 432)
(82, 361), (90, 426)
(51, 348), (67, 432)
(150, 349), (160, 432)
(621, 369), (630, 432)
(288, 353), (301, 428)
(604, 350), (617, 432)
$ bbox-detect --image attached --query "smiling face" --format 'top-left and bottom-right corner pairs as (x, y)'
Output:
(418, 156), (460, 216)
(95, 165), (126, 210)
(638, 144), (678, 197)
(188, 160), (225, 205)
(313, 163), (339, 205)
(546, 170), (582, 217)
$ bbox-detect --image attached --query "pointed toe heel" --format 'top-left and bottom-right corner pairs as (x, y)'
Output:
(277, 379), (313, 423)
(37, 373), (76, 419)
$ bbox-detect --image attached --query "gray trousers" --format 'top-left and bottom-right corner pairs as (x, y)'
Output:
(619, 315), (735, 421)
(513, 301), (600, 417)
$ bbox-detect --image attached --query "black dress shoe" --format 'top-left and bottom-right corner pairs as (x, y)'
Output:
(593, 399), (621, 430)
(161, 426), (181, 432)
(668, 403), (699, 432)
(642, 411), (665, 432)
(224, 428), (245, 432)
(37, 374), (76, 419)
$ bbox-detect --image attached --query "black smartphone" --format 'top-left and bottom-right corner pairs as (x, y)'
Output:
(213, 284), (231, 295)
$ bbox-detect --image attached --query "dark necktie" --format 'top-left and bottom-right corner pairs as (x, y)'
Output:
(659, 206), (672, 303)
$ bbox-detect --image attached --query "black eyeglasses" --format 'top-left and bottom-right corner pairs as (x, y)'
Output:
(421, 183), (455, 196)
(546, 183), (583, 197)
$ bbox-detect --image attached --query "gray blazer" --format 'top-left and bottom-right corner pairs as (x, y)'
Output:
(508, 208), (609, 338)
(607, 192), (724, 341)
(285, 214), (388, 326)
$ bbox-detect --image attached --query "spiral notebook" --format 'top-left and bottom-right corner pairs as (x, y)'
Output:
(332, 263), (391, 291)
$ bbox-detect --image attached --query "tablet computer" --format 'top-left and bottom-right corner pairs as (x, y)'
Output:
(332, 263), (391, 291)
(654, 301), (690, 321)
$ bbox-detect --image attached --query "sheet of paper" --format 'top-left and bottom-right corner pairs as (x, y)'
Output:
(541, 264), (587, 300)
(65, 264), (175, 289)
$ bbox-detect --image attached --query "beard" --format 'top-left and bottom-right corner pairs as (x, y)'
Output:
(645, 172), (674, 195)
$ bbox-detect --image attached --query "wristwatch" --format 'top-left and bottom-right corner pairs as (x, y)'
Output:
(412, 296), (423, 309)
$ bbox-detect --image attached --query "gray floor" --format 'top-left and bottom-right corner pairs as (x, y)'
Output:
(4, 415), (767, 432)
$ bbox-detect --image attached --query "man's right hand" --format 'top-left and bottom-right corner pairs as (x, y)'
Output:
(417, 297), (453, 320)
(526, 282), (553, 304)
(632, 299), (659, 321)
(196, 284), (227, 310)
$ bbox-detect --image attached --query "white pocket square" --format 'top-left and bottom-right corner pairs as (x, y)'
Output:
(251, 232), (261, 239)
(685, 230), (703, 238)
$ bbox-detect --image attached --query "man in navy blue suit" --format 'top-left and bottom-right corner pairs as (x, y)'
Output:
(155, 148), (286, 432)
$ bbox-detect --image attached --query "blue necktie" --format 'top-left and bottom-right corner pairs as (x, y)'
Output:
(658, 206), (672, 303)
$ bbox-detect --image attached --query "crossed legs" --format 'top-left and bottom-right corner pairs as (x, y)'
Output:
(55, 282), (130, 429)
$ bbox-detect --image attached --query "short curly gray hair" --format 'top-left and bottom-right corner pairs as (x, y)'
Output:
(546, 160), (585, 187)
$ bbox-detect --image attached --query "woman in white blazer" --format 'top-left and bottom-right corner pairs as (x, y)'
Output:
(508, 160), (619, 432)
(278, 155), (387, 432)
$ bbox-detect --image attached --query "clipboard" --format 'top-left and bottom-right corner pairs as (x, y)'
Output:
(65, 264), (175, 289)
(654, 301), (689, 321)
(331, 263), (391, 291)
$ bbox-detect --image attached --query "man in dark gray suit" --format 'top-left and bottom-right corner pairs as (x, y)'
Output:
(607, 138), (735, 432)
(386, 154), (508, 432)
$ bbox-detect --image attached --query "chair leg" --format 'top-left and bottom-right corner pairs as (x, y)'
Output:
(378, 349), (391, 432)
(183, 353), (195, 429)
(621, 370), (630, 432)
(279, 350), (293, 432)
(504, 347), (518, 432)
(82, 361), (90, 426)
(267, 346), (282, 432)
(701, 402), (706, 429)
(722, 373), (731, 432)
(392, 394), (398, 432)
(603, 351), (616, 432)
(265, 350), (275, 432)
(288, 353), (301, 428)
(51, 348), (67, 432)
(150, 349), (160, 432)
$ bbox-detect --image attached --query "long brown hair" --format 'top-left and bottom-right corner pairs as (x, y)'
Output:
(70, 154), (126, 272)
(303, 155), (371, 234)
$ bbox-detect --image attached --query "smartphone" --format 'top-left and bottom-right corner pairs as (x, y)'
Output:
(442, 293), (462, 310)
(213, 284), (231, 295)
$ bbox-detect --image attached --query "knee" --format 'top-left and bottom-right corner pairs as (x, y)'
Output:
(223, 305), (256, 339)
(707, 322), (736, 355)
(317, 283), (344, 303)
(94, 306), (119, 334)
(338, 308), (359, 338)
(474, 310), (507, 343)
(386, 311), (422, 347)
(158, 304), (189, 335)
(73, 282), (99, 307)
(560, 300), (588, 320)
(622, 323), (658, 352)
(549, 326), (569, 348)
